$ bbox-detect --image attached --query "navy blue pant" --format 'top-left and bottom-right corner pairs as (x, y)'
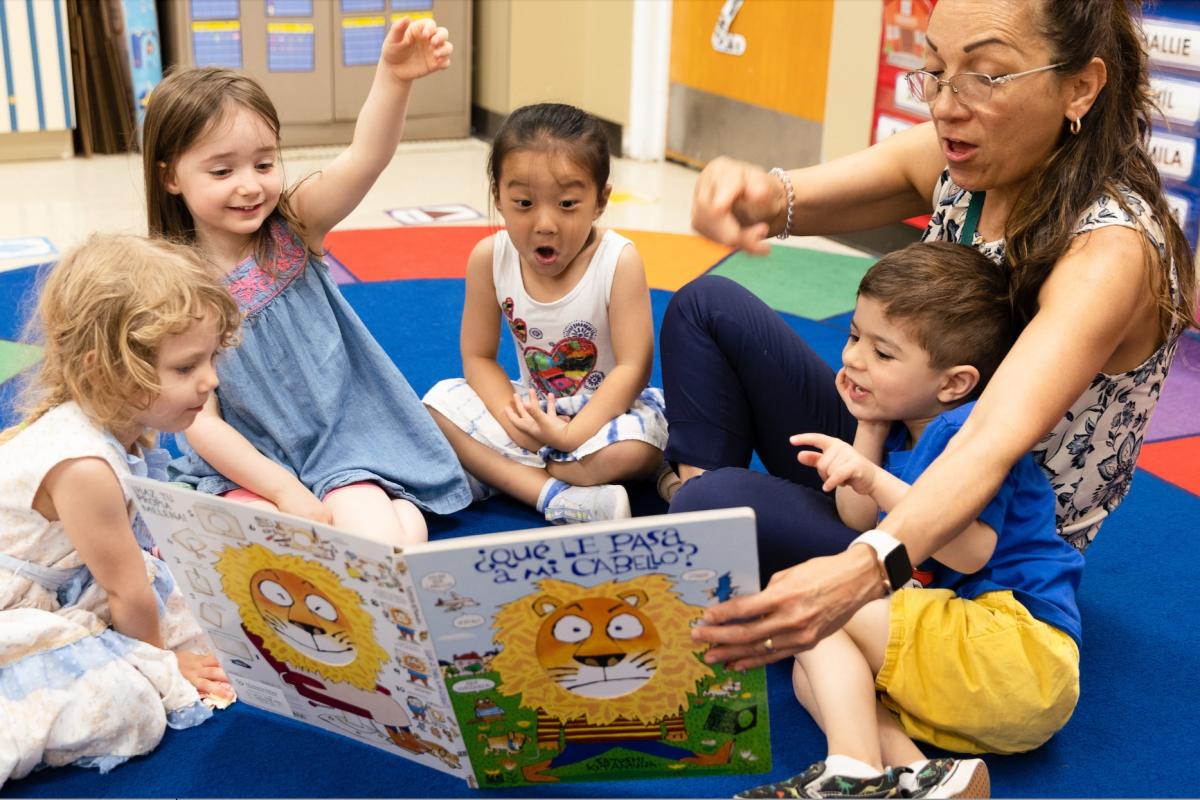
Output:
(661, 275), (860, 582)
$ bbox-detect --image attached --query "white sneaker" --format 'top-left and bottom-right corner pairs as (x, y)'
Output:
(901, 758), (990, 798)
(543, 484), (631, 524)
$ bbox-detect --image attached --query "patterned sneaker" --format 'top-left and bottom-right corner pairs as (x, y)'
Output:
(902, 758), (989, 798)
(543, 483), (631, 524)
(734, 760), (907, 799)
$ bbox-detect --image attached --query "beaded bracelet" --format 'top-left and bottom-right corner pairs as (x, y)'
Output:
(768, 167), (794, 240)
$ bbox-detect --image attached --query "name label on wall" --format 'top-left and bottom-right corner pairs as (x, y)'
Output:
(1149, 130), (1196, 181)
(1164, 190), (1192, 231)
(1151, 75), (1200, 127)
(1144, 19), (1200, 72)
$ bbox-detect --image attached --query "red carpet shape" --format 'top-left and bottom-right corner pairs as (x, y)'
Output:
(323, 225), (498, 281)
(1137, 435), (1200, 496)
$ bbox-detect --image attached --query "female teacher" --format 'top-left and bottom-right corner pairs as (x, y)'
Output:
(663, 0), (1195, 668)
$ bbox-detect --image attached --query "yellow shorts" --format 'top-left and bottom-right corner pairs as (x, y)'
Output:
(875, 588), (1079, 754)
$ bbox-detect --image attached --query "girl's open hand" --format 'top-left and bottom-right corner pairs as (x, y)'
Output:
(380, 16), (452, 82)
(176, 650), (235, 702)
(504, 388), (570, 451)
(790, 432), (881, 495)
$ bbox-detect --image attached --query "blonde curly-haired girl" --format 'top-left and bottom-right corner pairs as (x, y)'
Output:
(0, 234), (240, 786)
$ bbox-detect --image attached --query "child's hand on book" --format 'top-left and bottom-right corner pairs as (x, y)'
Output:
(274, 483), (333, 525)
(176, 649), (234, 704)
(380, 16), (453, 83)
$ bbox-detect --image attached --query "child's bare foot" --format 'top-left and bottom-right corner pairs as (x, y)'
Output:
(175, 649), (235, 705)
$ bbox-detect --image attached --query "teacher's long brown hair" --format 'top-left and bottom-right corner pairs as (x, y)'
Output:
(1005, 0), (1196, 339)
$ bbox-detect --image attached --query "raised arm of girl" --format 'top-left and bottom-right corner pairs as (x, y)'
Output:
(289, 17), (452, 247)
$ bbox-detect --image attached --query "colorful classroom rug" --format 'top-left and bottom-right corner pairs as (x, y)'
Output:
(0, 228), (1197, 797)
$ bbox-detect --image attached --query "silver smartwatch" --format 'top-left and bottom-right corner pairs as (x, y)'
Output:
(850, 529), (912, 595)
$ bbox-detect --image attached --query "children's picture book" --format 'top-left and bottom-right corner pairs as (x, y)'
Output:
(127, 477), (770, 789)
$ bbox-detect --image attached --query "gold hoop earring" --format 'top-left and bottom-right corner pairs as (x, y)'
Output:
(1069, 116), (1082, 135)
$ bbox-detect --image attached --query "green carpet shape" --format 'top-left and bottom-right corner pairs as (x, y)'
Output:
(711, 247), (875, 320)
(0, 340), (42, 384)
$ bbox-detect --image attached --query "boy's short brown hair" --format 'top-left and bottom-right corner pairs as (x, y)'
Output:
(857, 241), (1014, 396)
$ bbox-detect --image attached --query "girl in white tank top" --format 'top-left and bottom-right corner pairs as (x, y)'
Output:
(424, 103), (666, 524)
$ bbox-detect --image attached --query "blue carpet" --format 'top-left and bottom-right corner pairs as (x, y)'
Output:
(2, 275), (1198, 797)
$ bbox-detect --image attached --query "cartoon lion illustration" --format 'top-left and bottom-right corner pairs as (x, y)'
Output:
(217, 544), (441, 760)
(489, 574), (731, 781)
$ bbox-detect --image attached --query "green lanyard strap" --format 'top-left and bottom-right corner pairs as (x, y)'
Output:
(959, 190), (985, 247)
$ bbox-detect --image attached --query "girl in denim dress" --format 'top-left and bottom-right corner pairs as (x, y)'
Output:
(143, 18), (470, 546)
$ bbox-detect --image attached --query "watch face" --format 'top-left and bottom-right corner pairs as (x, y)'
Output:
(882, 543), (912, 591)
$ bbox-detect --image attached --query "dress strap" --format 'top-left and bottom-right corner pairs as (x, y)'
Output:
(960, 190), (985, 247)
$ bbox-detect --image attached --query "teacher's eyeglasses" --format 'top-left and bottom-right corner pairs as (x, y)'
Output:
(904, 63), (1064, 108)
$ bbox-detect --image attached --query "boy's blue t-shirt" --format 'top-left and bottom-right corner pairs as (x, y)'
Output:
(883, 402), (1084, 649)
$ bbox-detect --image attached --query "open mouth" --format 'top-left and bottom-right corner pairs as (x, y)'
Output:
(943, 138), (977, 162)
(534, 246), (558, 265)
(229, 203), (262, 213)
(846, 379), (870, 402)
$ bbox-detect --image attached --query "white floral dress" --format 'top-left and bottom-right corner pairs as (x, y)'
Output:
(0, 402), (211, 787)
(922, 171), (1182, 551)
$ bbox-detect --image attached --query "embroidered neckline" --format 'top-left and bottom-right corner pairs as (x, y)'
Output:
(224, 219), (308, 318)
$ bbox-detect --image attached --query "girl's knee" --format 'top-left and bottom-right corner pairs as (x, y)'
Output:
(589, 441), (662, 481)
(392, 498), (428, 543)
(608, 440), (663, 479)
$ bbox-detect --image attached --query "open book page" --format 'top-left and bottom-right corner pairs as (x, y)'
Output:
(401, 508), (772, 788)
(126, 477), (475, 783)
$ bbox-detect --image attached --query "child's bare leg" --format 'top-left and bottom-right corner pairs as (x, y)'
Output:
(794, 655), (924, 767)
(428, 407), (548, 505)
(795, 629), (883, 769)
(876, 701), (926, 767)
(547, 440), (661, 485)
(839, 597), (891, 672)
(390, 498), (428, 542)
(836, 597), (927, 766)
(324, 484), (424, 546)
(791, 657), (825, 731)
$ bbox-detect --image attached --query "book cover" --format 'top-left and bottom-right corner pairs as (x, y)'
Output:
(404, 509), (770, 788)
(127, 477), (770, 788)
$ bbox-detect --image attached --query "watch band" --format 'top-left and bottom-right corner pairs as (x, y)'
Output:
(850, 529), (912, 595)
